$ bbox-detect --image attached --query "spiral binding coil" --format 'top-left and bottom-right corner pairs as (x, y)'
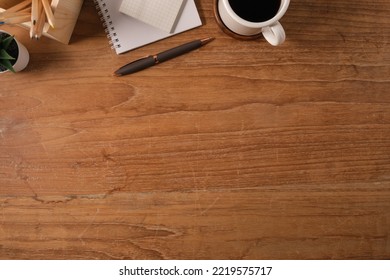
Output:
(94, 0), (121, 50)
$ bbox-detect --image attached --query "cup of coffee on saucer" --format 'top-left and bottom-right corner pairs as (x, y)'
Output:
(214, 0), (290, 46)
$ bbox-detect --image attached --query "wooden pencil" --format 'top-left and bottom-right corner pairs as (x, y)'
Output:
(31, 0), (39, 25)
(30, 0), (42, 38)
(0, 0), (31, 23)
(41, 0), (55, 28)
(3, 0), (32, 15)
(35, 3), (46, 39)
(0, 15), (30, 24)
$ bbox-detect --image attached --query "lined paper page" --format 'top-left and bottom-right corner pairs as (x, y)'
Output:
(119, 0), (186, 33)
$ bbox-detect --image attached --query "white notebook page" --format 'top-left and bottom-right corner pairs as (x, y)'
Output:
(119, 0), (186, 33)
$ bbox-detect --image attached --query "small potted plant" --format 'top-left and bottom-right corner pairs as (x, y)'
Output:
(0, 30), (29, 73)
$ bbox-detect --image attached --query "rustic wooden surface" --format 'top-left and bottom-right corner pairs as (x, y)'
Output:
(0, 0), (389, 259)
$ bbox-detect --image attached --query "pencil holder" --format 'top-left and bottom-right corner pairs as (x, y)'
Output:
(0, 0), (84, 44)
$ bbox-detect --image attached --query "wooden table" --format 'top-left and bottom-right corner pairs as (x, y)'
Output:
(0, 0), (389, 259)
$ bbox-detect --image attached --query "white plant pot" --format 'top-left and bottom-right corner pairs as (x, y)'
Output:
(0, 30), (30, 73)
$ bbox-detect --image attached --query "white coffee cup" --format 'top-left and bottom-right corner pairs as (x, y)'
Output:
(218, 0), (290, 46)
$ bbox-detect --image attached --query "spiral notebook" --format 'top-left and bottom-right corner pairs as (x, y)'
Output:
(94, 0), (202, 55)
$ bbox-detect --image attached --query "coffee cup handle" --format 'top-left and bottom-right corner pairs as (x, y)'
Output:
(262, 21), (286, 46)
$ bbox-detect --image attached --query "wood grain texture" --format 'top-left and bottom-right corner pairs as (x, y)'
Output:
(0, 0), (389, 259)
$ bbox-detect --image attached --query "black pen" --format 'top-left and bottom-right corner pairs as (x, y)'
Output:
(114, 37), (215, 77)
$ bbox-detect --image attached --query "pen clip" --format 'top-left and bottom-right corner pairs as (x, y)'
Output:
(136, 54), (159, 64)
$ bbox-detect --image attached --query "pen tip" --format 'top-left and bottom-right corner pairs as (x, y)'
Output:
(201, 37), (215, 45)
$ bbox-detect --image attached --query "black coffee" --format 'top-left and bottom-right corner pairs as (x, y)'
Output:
(228, 0), (281, 22)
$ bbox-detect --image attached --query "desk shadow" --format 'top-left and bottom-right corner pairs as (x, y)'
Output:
(194, 0), (207, 25)
(68, 0), (105, 45)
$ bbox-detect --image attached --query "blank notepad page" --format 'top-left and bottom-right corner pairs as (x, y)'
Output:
(119, 0), (186, 33)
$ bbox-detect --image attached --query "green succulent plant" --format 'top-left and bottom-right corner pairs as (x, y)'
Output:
(0, 33), (16, 73)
